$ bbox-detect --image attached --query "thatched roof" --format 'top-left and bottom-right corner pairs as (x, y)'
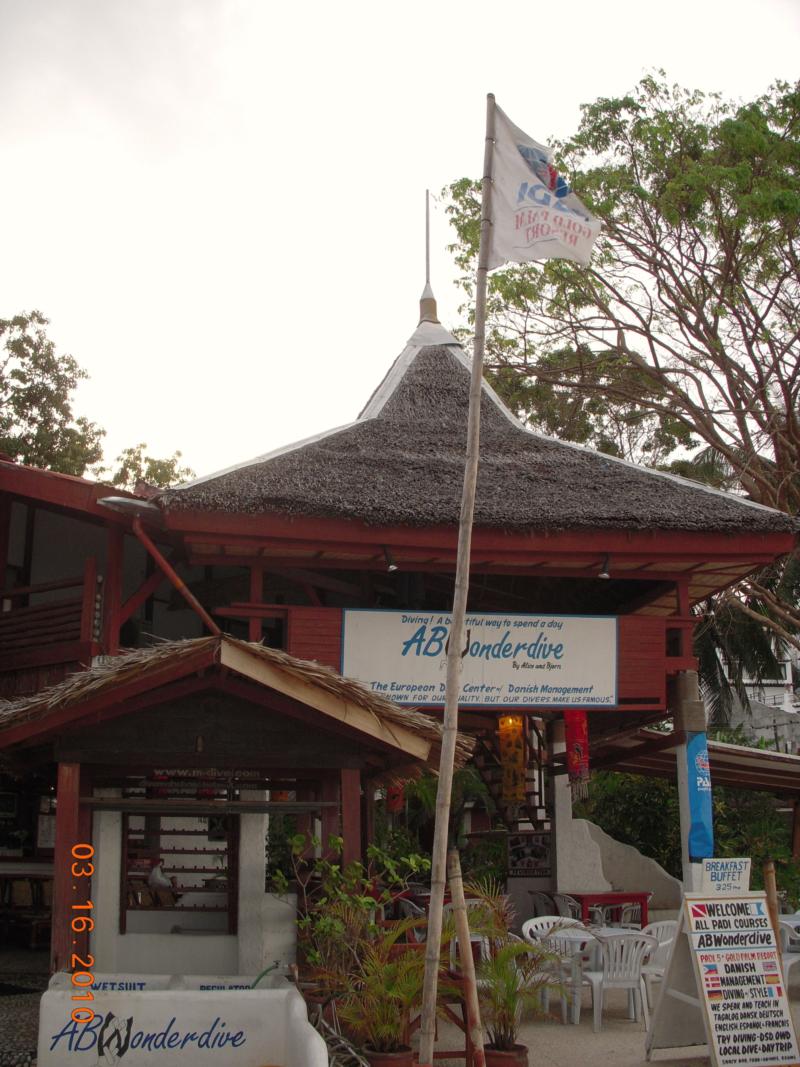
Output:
(0, 635), (473, 772)
(158, 320), (796, 534)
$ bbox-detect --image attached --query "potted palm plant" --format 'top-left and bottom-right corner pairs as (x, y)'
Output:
(476, 938), (561, 1067)
(335, 921), (427, 1067)
(461, 879), (563, 1067)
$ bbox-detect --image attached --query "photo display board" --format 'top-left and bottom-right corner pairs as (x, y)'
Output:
(648, 891), (800, 1067)
(341, 609), (617, 708)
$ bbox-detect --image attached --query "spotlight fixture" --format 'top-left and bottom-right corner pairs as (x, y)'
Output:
(383, 546), (398, 573)
(598, 554), (611, 580)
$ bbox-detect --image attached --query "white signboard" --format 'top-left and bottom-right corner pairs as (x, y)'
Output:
(688, 896), (799, 1066)
(701, 858), (752, 896)
(648, 892), (800, 1067)
(341, 610), (617, 708)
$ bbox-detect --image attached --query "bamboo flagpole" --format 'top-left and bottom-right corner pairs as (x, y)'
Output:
(417, 91), (496, 1067)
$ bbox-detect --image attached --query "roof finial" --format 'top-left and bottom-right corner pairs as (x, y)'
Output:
(419, 189), (440, 324)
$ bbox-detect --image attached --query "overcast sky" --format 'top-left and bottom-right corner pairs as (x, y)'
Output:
(1, 0), (799, 480)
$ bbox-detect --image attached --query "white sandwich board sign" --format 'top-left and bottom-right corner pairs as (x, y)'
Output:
(647, 891), (800, 1067)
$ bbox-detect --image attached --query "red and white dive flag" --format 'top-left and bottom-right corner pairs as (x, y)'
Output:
(489, 104), (601, 268)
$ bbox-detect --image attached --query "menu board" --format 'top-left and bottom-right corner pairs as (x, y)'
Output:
(686, 896), (799, 1066)
(648, 892), (800, 1067)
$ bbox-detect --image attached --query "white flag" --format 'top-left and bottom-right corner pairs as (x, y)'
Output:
(489, 105), (601, 269)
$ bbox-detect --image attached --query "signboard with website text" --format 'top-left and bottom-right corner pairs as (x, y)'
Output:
(341, 609), (617, 708)
(647, 891), (800, 1067)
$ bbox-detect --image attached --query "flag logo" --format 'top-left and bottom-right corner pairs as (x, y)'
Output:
(692, 905), (708, 919)
(489, 104), (601, 270)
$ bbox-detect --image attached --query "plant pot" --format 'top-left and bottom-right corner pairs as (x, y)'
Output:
(484, 1044), (529, 1067)
(365, 1046), (415, 1067)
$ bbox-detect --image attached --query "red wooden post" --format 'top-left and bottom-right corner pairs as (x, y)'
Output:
(103, 525), (124, 655)
(51, 762), (92, 972)
(248, 564), (264, 642)
(320, 775), (340, 855)
(80, 557), (98, 643)
(340, 768), (362, 867)
(0, 495), (10, 589)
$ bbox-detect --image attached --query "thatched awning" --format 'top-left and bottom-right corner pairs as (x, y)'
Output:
(157, 323), (797, 536)
(0, 635), (473, 774)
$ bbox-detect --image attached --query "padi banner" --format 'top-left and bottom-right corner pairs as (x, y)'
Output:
(687, 731), (715, 862)
(489, 104), (602, 269)
(341, 609), (617, 708)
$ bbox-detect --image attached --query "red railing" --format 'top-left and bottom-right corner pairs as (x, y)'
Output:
(0, 557), (101, 693)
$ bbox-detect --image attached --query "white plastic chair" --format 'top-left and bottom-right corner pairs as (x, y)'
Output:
(552, 893), (583, 920)
(528, 890), (556, 917)
(778, 921), (800, 984)
(583, 932), (658, 1032)
(542, 925), (597, 1024)
(443, 901), (491, 973)
(640, 920), (677, 1006)
(521, 915), (573, 943)
(397, 896), (427, 943)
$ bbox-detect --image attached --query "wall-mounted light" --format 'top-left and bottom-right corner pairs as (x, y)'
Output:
(598, 554), (611, 580)
(383, 546), (398, 573)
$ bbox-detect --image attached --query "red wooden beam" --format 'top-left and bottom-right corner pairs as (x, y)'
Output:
(51, 762), (92, 972)
(0, 462), (133, 526)
(80, 557), (98, 644)
(132, 518), (220, 636)
(119, 568), (169, 627)
(340, 768), (362, 866)
(166, 509), (796, 558)
(103, 526), (124, 656)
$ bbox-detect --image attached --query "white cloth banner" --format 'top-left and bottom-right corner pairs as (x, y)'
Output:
(489, 104), (601, 269)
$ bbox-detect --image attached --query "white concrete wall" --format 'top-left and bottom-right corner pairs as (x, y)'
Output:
(550, 734), (682, 910)
(90, 791), (297, 976)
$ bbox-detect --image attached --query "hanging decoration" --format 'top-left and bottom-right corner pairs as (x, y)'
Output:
(498, 715), (526, 804)
(563, 709), (590, 801)
(386, 782), (405, 813)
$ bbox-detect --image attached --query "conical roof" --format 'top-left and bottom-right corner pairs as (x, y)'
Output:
(160, 319), (795, 534)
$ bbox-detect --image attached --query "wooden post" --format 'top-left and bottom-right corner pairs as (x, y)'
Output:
(0, 495), (10, 590)
(448, 849), (485, 1067)
(103, 525), (124, 655)
(792, 802), (800, 861)
(340, 768), (362, 867)
(763, 860), (781, 943)
(248, 564), (264, 642)
(51, 763), (91, 972)
(419, 92), (496, 1067)
(320, 774), (340, 855)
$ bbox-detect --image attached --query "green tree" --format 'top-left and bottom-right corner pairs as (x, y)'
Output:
(445, 75), (800, 698)
(1, 310), (194, 488)
(576, 768), (800, 903)
(0, 310), (105, 475)
(106, 443), (194, 491)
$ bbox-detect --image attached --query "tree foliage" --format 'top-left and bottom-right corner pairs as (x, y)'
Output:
(0, 311), (105, 475)
(445, 75), (800, 693)
(106, 443), (194, 491)
(577, 766), (800, 903)
(447, 75), (800, 505)
(0, 310), (192, 487)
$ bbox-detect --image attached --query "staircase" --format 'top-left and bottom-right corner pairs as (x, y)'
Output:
(472, 717), (550, 833)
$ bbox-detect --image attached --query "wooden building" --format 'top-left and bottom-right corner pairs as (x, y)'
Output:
(0, 294), (797, 972)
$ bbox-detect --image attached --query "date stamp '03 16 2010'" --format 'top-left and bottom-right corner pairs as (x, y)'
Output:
(69, 842), (96, 1025)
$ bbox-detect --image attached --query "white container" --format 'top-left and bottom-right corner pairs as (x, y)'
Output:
(38, 972), (327, 1067)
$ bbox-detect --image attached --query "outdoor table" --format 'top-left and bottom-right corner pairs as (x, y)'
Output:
(563, 891), (652, 926)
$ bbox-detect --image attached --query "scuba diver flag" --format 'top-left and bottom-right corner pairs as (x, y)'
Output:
(489, 104), (601, 269)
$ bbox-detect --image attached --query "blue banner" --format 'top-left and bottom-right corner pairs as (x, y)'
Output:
(686, 730), (714, 861)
